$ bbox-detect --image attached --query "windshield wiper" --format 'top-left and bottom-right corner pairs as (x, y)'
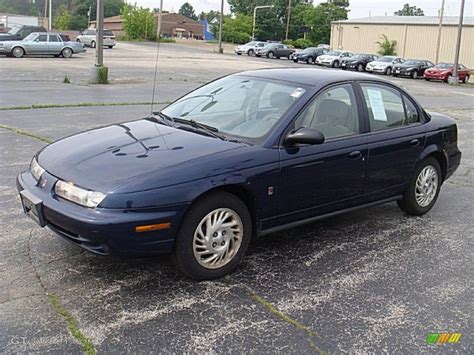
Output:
(173, 118), (227, 141)
(149, 111), (175, 127)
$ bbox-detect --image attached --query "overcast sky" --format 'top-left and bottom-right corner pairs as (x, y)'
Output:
(134, 0), (473, 19)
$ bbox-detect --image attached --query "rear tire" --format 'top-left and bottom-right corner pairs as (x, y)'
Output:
(91, 40), (96, 48)
(306, 56), (314, 64)
(397, 157), (442, 216)
(412, 71), (418, 79)
(173, 191), (252, 280)
(463, 75), (470, 84)
(12, 47), (24, 58)
(385, 67), (392, 76)
(107, 45), (113, 49)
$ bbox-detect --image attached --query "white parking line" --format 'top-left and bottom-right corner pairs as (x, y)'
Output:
(452, 91), (474, 97)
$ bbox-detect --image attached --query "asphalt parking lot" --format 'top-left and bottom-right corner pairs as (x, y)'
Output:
(1, 42), (473, 353)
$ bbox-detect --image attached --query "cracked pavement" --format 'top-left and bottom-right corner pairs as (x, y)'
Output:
(0, 42), (472, 353)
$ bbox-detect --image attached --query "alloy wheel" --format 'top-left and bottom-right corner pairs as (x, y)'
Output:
(192, 208), (243, 269)
(415, 165), (438, 207)
(12, 47), (24, 58)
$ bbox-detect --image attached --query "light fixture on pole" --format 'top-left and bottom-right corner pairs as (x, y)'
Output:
(252, 5), (274, 41)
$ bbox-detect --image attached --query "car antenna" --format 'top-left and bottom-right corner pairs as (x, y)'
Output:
(150, 3), (164, 116)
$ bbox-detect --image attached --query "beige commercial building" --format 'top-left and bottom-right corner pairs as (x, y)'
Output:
(330, 16), (474, 68)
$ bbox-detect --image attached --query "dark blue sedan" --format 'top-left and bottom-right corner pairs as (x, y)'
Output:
(17, 68), (461, 280)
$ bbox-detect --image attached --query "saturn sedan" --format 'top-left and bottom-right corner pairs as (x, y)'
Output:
(17, 68), (461, 280)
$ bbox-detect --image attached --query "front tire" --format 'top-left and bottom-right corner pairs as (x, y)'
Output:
(332, 60), (339, 68)
(267, 51), (274, 59)
(61, 47), (73, 58)
(173, 191), (252, 280)
(357, 63), (364, 72)
(412, 70), (418, 79)
(397, 157), (442, 216)
(385, 67), (392, 76)
(91, 40), (96, 48)
(463, 75), (470, 84)
(306, 56), (314, 64)
(247, 49), (254, 56)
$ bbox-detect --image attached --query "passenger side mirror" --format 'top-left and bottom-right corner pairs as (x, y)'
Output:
(284, 127), (325, 146)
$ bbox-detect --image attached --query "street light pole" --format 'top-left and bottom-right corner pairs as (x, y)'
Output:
(435, 0), (445, 64)
(96, 0), (104, 66)
(217, 0), (224, 53)
(285, 0), (292, 40)
(157, 0), (163, 40)
(48, 0), (52, 31)
(449, 0), (465, 85)
(252, 5), (274, 41)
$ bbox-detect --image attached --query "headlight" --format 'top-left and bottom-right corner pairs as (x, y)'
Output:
(30, 157), (45, 181)
(55, 180), (106, 208)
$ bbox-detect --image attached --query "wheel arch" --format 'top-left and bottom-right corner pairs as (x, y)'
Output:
(11, 45), (25, 54)
(419, 145), (448, 181)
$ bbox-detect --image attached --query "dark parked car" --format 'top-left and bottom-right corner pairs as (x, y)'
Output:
(392, 59), (434, 79)
(292, 47), (327, 64)
(341, 53), (379, 72)
(18, 69), (461, 280)
(255, 43), (295, 59)
(0, 25), (47, 41)
(423, 63), (470, 83)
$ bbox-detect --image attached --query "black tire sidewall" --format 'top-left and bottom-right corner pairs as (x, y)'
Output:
(173, 191), (252, 280)
(399, 157), (442, 215)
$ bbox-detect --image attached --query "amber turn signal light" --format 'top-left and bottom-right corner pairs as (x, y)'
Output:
(135, 222), (171, 233)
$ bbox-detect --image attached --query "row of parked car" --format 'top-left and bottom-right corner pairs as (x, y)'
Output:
(234, 41), (471, 84)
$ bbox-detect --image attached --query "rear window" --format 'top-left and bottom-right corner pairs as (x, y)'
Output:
(59, 34), (70, 41)
(104, 30), (114, 36)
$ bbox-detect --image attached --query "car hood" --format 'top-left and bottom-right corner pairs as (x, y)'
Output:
(368, 61), (390, 66)
(319, 55), (339, 60)
(426, 67), (451, 73)
(395, 64), (419, 69)
(37, 119), (245, 193)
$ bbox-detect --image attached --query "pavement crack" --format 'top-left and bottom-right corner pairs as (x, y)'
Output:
(0, 124), (52, 144)
(27, 231), (96, 355)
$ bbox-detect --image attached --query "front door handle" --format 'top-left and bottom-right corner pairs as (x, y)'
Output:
(410, 139), (420, 147)
(348, 150), (362, 160)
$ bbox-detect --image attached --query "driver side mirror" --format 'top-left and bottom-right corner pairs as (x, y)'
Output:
(284, 127), (325, 146)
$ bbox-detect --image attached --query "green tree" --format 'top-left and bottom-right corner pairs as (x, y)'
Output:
(376, 35), (397, 55)
(178, 2), (197, 20)
(394, 3), (424, 16)
(221, 14), (252, 44)
(121, 4), (156, 41)
(54, 5), (71, 30)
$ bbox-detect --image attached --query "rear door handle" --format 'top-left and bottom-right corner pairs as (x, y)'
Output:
(348, 150), (362, 159)
(410, 139), (420, 147)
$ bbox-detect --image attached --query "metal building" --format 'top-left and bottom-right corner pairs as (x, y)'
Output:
(330, 16), (474, 68)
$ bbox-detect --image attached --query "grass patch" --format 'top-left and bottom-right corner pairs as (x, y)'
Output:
(49, 294), (96, 355)
(0, 101), (170, 111)
(0, 124), (52, 144)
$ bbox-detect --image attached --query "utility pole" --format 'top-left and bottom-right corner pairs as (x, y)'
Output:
(252, 5), (274, 41)
(217, 0), (224, 53)
(449, 0), (465, 85)
(285, 0), (292, 40)
(96, 0), (104, 66)
(435, 0), (445, 64)
(157, 0), (163, 40)
(48, 0), (52, 31)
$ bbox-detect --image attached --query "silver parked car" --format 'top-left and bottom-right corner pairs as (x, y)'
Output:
(0, 32), (85, 58)
(76, 29), (116, 48)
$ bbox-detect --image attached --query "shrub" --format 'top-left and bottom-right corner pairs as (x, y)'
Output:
(376, 35), (397, 56)
(293, 38), (313, 49)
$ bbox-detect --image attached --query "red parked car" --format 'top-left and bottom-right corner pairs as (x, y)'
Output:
(424, 63), (470, 83)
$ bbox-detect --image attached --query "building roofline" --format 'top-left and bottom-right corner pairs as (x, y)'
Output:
(332, 16), (474, 26)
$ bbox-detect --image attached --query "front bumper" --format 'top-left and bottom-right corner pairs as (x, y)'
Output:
(424, 72), (448, 81)
(366, 66), (387, 73)
(17, 170), (189, 256)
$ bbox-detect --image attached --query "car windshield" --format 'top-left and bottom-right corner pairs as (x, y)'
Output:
(379, 56), (395, 62)
(404, 60), (421, 65)
(326, 51), (341, 56)
(245, 41), (257, 46)
(8, 26), (21, 35)
(350, 54), (367, 59)
(23, 33), (37, 41)
(436, 63), (453, 69)
(161, 76), (306, 140)
(302, 47), (316, 53)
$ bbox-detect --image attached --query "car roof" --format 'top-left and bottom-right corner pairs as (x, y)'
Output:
(234, 67), (389, 87)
